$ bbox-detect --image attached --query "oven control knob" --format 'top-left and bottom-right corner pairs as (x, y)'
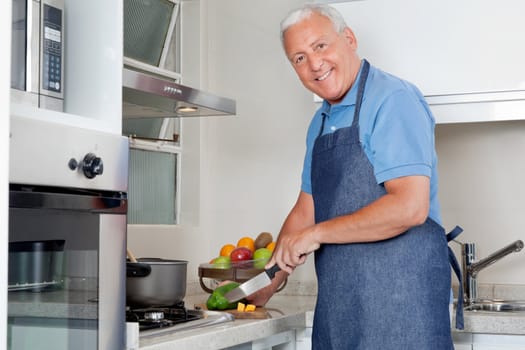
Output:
(82, 153), (104, 179)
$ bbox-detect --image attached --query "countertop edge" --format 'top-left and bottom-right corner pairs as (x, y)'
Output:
(137, 293), (525, 349)
(138, 308), (308, 350)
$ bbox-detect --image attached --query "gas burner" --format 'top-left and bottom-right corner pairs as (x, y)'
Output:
(126, 303), (203, 332)
(126, 305), (234, 338)
(144, 311), (165, 321)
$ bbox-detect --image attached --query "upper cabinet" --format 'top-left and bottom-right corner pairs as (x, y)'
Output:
(63, 0), (122, 133)
(329, 0), (525, 124)
(10, 0), (123, 134)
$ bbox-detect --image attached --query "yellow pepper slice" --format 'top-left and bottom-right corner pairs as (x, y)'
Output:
(237, 302), (246, 312)
(245, 304), (256, 312)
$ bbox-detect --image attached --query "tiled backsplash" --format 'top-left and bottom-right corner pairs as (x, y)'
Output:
(186, 279), (318, 297)
(478, 284), (525, 300)
(189, 281), (525, 301)
(453, 283), (525, 301)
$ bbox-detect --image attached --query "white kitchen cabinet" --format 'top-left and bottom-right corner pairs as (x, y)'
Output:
(472, 333), (525, 349)
(296, 328), (476, 349)
(223, 330), (296, 350)
(454, 331), (473, 350)
(452, 332), (525, 350)
(474, 346), (524, 350)
(456, 345), (473, 350)
(62, 0), (122, 134)
(252, 330), (296, 350)
(295, 327), (311, 350)
(328, 0), (525, 124)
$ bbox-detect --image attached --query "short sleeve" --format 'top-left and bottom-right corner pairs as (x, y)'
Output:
(366, 89), (434, 185)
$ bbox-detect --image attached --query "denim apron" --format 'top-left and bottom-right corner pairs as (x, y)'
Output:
(311, 60), (460, 349)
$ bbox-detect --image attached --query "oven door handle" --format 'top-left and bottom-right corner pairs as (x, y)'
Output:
(9, 188), (127, 214)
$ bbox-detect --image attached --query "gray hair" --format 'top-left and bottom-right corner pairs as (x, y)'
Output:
(280, 3), (348, 45)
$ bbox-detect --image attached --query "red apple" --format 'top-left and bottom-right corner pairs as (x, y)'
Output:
(230, 247), (253, 263)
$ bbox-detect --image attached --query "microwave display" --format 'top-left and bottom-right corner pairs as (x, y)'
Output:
(42, 4), (62, 93)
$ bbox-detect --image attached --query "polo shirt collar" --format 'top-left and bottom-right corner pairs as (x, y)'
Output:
(319, 59), (365, 115)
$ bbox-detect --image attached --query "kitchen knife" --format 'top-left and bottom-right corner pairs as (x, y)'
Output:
(224, 264), (281, 303)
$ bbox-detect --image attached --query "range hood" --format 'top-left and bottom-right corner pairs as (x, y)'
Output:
(122, 67), (236, 119)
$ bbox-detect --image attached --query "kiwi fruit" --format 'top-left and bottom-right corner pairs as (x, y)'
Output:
(254, 232), (273, 250)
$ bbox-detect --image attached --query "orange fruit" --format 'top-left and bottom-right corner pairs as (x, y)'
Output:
(266, 241), (276, 252)
(220, 244), (236, 257)
(237, 236), (255, 252)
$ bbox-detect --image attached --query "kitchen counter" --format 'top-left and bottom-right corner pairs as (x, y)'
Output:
(138, 293), (525, 350)
(137, 295), (315, 350)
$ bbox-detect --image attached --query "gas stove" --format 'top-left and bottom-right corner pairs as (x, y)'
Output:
(126, 302), (234, 338)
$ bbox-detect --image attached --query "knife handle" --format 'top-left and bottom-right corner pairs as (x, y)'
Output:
(265, 264), (281, 279)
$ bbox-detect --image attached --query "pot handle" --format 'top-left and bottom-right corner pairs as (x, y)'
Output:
(126, 263), (152, 277)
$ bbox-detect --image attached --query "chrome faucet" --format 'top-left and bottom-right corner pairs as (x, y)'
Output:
(461, 240), (524, 305)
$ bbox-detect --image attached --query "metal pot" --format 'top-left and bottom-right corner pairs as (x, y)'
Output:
(126, 258), (188, 308)
(8, 239), (65, 292)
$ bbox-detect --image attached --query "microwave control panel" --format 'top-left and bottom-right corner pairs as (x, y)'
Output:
(42, 4), (62, 94)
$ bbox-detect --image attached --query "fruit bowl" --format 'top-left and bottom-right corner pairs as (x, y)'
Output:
(198, 259), (287, 294)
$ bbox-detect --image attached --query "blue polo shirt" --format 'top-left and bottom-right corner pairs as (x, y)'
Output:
(301, 61), (442, 224)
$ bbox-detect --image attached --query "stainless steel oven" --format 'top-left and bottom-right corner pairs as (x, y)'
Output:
(11, 0), (64, 111)
(8, 116), (128, 350)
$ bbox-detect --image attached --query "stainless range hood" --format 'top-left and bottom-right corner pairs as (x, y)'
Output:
(122, 67), (236, 119)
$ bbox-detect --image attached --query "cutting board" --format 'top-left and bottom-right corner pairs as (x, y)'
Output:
(195, 303), (271, 319)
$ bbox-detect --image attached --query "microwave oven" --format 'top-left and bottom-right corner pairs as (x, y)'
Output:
(11, 0), (65, 111)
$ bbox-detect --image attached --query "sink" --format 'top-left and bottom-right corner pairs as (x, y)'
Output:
(464, 299), (525, 312)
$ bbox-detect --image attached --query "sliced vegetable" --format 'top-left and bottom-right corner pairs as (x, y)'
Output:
(245, 304), (256, 312)
(237, 302), (246, 312)
(206, 282), (242, 310)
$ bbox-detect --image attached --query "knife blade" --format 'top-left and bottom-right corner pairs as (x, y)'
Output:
(224, 264), (281, 303)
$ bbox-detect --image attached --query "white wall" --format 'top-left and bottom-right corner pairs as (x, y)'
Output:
(128, 0), (525, 288)
(437, 121), (525, 285)
(200, 0), (316, 283)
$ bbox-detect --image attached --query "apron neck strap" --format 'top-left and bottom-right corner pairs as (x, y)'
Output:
(352, 59), (370, 128)
(317, 59), (371, 137)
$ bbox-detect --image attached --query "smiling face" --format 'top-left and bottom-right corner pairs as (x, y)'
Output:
(283, 12), (361, 105)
